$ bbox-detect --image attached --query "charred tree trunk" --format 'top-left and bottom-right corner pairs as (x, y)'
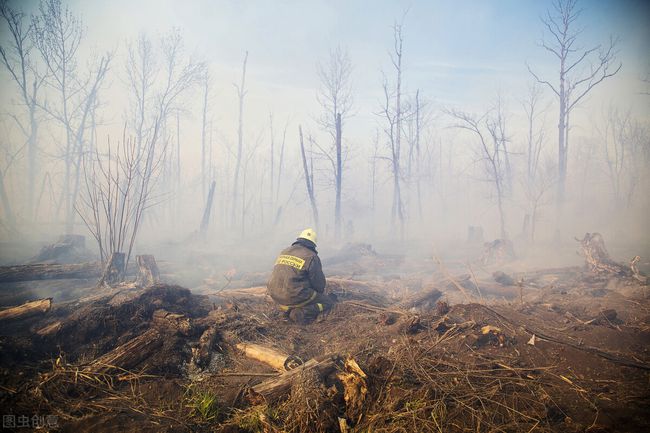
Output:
(299, 125), (319, 229)
(201, 74), (209, 200)
(192, 324), (219, 368)
(100, 252), (126, 286)
(85, 328), (164, 373)
(200, 180), (216, 234)
(249, 354), (339, 403)
(231, 51), (248, 226)
(335, 113), (342, 238)
(0, 170), (17, 231)
(135, 254), (160, 287)
(0, 298), (52, 322)
(0, 262), (102, 283)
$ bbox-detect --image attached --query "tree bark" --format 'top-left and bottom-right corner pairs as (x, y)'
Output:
(0, 298), (51, 321)
(299, 125), (319, 229)
(249, 354), (339, 402)
(193, 324), (219, 368)
(335, 113), (342, 238)
(85, 328), (164, 373)
(200, 181), (216, 234)
(237, 342), (299, 372)
(231, 51), (248, 226)
(136, 254), (160, 287)
(0, 262), (101, 283)
(100, 252), (126, 286)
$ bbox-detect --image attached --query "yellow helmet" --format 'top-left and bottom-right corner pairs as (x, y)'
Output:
(298, 228), (317, 245)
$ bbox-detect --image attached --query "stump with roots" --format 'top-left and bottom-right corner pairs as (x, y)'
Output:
(578, 233), (618, 274)
(99, 252), (126, 286)
(577, 233), (646, 283)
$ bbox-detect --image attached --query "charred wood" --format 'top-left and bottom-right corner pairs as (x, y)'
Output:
(249, 354), (339, 402)
(0, 262), (101, 282)
(0, 298), (52, 321)
(136, 254), (160, 287)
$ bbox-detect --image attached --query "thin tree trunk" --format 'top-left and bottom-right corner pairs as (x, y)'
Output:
(269, 113), (275, 216)
(231, 51), (248, 226)
(201, 77), (209, 199)
(334, 113), (342, 238)
(0, 170), (16, 230)
(299, 126), (319, 229)
(27, 103), (38, 221)
(496, 179), (506, 240)
(276, 122), (287, 205)
(415, 90), (422, 220)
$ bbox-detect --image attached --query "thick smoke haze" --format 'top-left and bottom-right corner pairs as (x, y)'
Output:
(0, 0), (649, 270)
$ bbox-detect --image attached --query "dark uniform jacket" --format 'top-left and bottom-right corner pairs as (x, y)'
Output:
(267, 239), (326, 307)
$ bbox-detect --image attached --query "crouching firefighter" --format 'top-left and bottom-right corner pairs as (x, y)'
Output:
(267, 228), (336, 324)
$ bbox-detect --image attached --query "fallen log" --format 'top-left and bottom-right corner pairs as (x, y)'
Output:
(0, 298), (52, 321)
(399, 287), (443, 311)
(249, 354), (340, 402)
(237, 342), (302, 371)
(0, 262), (101, 283)
(193, 325), (219, 368)
(85, 328), (164, 373)
(208, 286), (268, 298)
(326, 278), (389, 306)
(36, 320), (62, 337)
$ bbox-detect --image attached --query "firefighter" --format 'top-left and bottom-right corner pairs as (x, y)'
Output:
(267, 228), (335, 324)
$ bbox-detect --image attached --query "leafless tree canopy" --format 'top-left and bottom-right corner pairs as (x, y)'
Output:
(527, 0), (622, 214)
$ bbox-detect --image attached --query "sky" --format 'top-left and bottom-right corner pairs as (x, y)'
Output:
(6, 0), (650, 119)
(2, 0), (649, 140)
(1, 0), (649, 241)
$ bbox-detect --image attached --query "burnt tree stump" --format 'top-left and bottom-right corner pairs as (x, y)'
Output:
(100, 252), (126, 286)
(136, 255), (160, 287)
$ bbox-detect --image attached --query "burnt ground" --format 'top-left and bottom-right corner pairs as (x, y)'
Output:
(0, 245), (649, 432)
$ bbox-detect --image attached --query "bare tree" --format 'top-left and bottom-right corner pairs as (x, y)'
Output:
(275, 119), (289, 201)
(299, 125), (319, 229)
(315, 46), (353, 238)
(378, 22), (406, 237)
(0, 133), (24, 232)
(521, 158), (556, 243)
(200, 70), (210, 199)
(527, 0), (621, 210)
(77, 131), (165, 276)
(125, 33), (156, 159)
(239, 132), (261, 237)
(0, 0), (45, 221)
(446, 104), (510, 240)
(521, 83), (547, 187)
(231, 51), (248, 226)
(268, 112), (275, 212)
(597, 106), (649, 208)
(32, 0), (112, 233)
(405, 89), (427, 220)
(124, 30), (204, 227)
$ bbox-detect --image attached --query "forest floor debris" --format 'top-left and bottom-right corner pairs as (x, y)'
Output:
(1, 247), (649, 432)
